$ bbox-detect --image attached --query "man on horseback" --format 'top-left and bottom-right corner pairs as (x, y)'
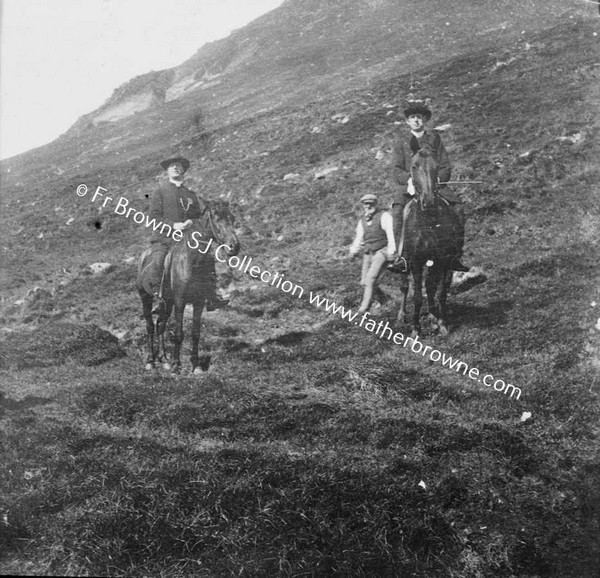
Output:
(146, 156), (229, 314)
(349, 193), (396, 313)
(391, 101), (469, 273)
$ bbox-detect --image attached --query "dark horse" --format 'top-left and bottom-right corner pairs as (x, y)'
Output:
(137, 199), (240, 374)
(396, 145), (461, 336)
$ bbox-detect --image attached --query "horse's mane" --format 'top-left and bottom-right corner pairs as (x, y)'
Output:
(207, 198), (234, 220)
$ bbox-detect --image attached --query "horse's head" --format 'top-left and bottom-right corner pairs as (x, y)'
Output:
(410, 145), (439, 211)
(203, 199), (240, 258)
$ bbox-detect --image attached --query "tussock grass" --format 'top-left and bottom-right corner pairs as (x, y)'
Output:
(0, 323), (125, 369)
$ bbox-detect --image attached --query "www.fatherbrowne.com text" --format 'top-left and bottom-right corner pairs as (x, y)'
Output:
(306, 294), (521, 399)
(76, 185), (521, 400)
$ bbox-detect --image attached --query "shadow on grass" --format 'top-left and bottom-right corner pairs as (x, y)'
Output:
(0, 393), (52, 418)
(447, 299), (513, 329)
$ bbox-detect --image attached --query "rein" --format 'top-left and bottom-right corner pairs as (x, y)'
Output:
(183, 204), (221, 252)
(205, 205), (220, 243)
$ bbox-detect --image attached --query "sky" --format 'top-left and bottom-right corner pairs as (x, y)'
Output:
(0, 0), (283, 160)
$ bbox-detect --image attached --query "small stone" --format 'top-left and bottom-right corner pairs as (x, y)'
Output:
(283, 173), (302, 183)
(315, 167), (339, 180)
(89, 263), (114, 275)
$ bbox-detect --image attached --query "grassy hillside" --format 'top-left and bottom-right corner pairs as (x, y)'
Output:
(1, 9), (600, 578)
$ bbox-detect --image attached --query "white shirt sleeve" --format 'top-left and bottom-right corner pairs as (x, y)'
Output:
(380, 212), (396, 255)
(349, 220), (365, 255)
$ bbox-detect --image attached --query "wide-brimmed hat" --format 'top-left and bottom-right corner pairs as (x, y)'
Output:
(403, 101), (432, 120)
(360, 193), (378, 204)
(160, 157), (190, 172)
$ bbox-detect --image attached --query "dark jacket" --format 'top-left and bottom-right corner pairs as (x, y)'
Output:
(392, 130), (453, 204)
(149, 182), (205, 244)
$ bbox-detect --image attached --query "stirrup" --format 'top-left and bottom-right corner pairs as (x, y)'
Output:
(388, 255), (409, 274)
(151, 294), (166, 315)
(206, 296), (229, 312)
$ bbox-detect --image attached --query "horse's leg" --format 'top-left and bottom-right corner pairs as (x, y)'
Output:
(436, 266), (453, 336)
(412, 268), (424, 336)
(425, 266), (440, 331)
(171, 300), (185, 374)
(140, 290), (157, 370)
(396, 272), (410, 325)
(190, 300), (207, 375)
(156, 300), (173, 370)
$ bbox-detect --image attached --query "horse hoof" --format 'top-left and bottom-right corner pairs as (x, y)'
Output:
(411, 329), (420, 338)
(145, 363), (154, 371)
(439, 324), (449, 336)
(193, 366), (203, 375)
(163, 362), (172, 371)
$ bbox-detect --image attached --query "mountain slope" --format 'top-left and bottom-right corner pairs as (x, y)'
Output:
(1, 2), (600, 577)
(0, 0), (581, 189)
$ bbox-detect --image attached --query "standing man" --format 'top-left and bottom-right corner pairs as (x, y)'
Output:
(391, 101), (469, 272)
(349, 193), (396, 313)
(147, 156), (229, 314)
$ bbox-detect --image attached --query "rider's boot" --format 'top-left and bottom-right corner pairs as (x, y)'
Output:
(388, 203), (409, 273)
(151, 292), (166, 315)
(206, 274), (229, 311)
(451, 205), (470, 272)
(451, 258), (471, 272)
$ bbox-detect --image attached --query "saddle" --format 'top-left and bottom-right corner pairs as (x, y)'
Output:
(387, 196), (459, 274)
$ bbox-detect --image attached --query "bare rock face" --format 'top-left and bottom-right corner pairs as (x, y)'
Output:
(0, 323), (126, 370)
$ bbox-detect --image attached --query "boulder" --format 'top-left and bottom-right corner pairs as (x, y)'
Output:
(451, 267), (488, 294)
